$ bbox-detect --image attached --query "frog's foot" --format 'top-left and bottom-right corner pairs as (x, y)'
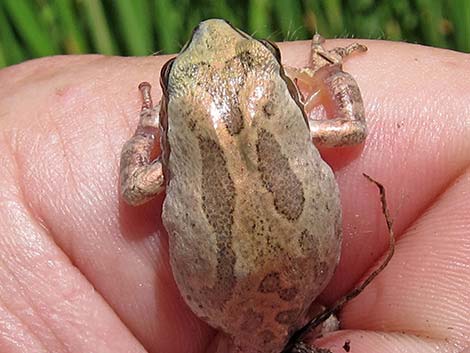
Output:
(310, 34), (367, 68)
(285, 36), (367, 147)
(120, 82), (165, 205)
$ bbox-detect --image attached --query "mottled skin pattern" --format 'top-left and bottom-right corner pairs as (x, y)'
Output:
(120, 19), (368, 353)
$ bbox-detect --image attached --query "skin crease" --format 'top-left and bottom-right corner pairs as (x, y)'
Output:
(0, 37), (468, 353)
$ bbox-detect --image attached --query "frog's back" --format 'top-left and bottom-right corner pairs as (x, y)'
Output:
(162, 19), (342, 353)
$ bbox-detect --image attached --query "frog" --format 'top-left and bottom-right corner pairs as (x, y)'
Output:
(120, 19), (368, 353)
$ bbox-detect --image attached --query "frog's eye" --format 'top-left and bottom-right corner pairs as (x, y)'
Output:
(260, 39), (281, 62)
(160, 58), (175, 89)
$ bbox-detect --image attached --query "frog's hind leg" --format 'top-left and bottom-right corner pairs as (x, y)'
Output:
(120, 82), (165, 205)
(285, 35), (368, 147)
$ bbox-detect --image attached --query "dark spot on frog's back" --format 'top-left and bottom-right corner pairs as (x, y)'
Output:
(279, 286), (298, 301)
(259, 272), (298, 301)
(258, 272), (281, 293)
(188, 118), (197, 132)
(263, 102), (274, 118)
(236, 50), (256, 70)
(180, 62), (210, 79)
(225, 105), (244, 135)
(198, 136), (236, 305)
(275, 309), (300, 325)
(256, 128), (305, 221)
(260, 330), (275, 344)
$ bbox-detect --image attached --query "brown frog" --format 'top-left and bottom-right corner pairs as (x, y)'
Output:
(120, 19), (368, 353)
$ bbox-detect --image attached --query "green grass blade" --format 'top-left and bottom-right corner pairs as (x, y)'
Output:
(448, 0), (470, 52)
(248, 0), (271, 38)
(273, 0), (307, 40)
(154, 0), (184, 53)
(0, 45), (6, 67)
(322, 0), (344, 35)
(303, 1), (330, 37)
(115, 0), (153, 55)
(415, 0), (447, 48)
(2, 0), (58, 57)
(53, 0), (88, 53)
(81, 0), (117, 55)
(211, 0), (239, 25)
(0, 4), (26, 66)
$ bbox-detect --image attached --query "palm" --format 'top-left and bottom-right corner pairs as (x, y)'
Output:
(0, 40), (468, 353)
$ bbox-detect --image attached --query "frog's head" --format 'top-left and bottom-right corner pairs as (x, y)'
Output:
(165, 19), (283, 88)
(178, 19), (252, 63)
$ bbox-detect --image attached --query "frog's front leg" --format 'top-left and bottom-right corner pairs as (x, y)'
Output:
(286, 35), (367, 147)
(120, 82), (165, 205)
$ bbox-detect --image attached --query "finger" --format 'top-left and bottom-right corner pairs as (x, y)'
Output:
(314, 330), (455, 353)
(0, 137), (146, 353)
(339, 168), (470, 348)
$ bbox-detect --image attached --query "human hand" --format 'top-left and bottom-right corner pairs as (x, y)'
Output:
(0, 39), (468, 353)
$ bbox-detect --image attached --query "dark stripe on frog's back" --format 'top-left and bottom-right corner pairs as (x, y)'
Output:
(198, 136), (237, 307)
(256, 128), (305, 221)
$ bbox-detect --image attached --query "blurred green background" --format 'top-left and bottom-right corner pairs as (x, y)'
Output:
(1, 0), (469, 68)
